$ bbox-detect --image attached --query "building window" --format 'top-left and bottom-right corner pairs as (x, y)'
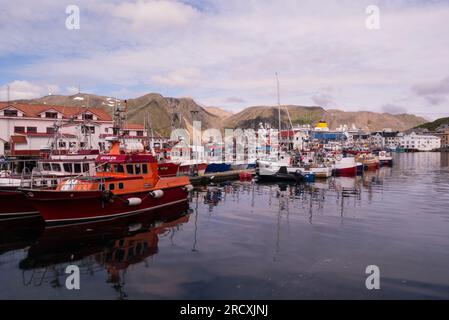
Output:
(45, 112), (58, 118)
(27, 127), (37, 133)
(46, 127), (55, 134)
(4, 109), (18, 117)
(81, 126), (95, 134)
(82, 113), (93, 120)
(14, 126), (25, 133)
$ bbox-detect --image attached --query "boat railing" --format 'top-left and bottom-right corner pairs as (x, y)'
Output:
(19, 167), (33, 189)
(19, 168), (62, 190)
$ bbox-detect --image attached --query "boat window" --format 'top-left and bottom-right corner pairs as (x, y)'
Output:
(114, 164), (125, 173)
(135, 164), (141, 174)
(118, 182), (124, 189)
(109, 183), (115, 190)
(99, 183), (105, 191)
(51, 163), (61, 172)
(42, 163), (51, 171)
(142, 164), (148, 174)
(100, 163), (112, 172)
(126, 164), (134, 174)
(63, 163), (73, 173)
(74, 163), (82, 173)
(83, 163), (90, 172)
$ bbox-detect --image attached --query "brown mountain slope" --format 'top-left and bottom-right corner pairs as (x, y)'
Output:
(15, 93), (222, 137)
(324, 109), (427, 131)
(205, 107), (233, 119)
(13, 94), (427, 134)
(225, 105), (427, 131)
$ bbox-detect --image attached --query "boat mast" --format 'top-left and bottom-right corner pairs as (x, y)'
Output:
(276, 72), (281, 133)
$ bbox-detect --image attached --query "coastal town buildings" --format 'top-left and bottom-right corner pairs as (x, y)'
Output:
(399, 132), (441, 151)
(434, 130), (449, 149)
(0, 102), (149, 157)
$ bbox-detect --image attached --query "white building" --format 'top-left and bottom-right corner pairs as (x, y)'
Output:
(0, 102), (148, 157)
(400, 132), (441, 151)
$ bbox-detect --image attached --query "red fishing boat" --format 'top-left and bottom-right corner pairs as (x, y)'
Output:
(22, 139), (193, 225)
(334, 157), (357, 177)
(157, 161), (180, 177)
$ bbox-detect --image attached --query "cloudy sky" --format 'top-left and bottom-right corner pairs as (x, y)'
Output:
(0, 0), (448, 119)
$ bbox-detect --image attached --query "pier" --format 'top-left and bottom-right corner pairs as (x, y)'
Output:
(190, 169), (255, 185)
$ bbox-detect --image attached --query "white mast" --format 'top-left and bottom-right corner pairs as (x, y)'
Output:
(276, 72), (281, 133)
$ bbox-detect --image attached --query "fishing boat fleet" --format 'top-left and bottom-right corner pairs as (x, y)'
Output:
(0, 95), (393, 226)
(0, 125), (393, 224)
(255, 148), (392, 182)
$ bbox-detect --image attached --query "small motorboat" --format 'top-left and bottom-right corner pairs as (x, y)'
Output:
(256, 155), (313, 182)
(378, 151), (393, 166)
(356, 153), (380, 170)
(333, 156), (358, 177)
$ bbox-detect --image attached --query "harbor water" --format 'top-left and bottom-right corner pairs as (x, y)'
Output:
(1, 152), (449, 299)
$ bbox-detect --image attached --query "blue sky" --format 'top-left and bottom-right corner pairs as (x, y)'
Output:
(1, 0), (449, 119)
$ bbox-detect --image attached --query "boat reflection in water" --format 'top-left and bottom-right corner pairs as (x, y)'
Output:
(19, 202), (191, 299)
(0, 216), (44, 258)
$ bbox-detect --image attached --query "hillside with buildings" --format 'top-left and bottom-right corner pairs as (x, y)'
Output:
(414, 117), (449, 132)
(225, 105), (427, 132)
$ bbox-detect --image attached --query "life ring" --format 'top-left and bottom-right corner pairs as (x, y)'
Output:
(335, 154), (342, 161)
(379, 151), (386, 157)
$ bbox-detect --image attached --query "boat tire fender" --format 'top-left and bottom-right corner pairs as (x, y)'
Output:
(126, 197), (142, 206)
(150, 190), (164, 199)
(184, 184), (194, 192)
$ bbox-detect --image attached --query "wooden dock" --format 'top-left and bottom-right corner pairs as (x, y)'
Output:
(189, 169), (255, 185)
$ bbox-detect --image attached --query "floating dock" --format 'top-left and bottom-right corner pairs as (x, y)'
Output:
(189, 169), (255, 185)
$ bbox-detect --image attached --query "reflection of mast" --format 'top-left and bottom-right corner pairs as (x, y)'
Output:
(192, 190), (199, 252)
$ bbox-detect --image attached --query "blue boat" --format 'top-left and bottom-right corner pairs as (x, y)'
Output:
(205, 163), (232, 173)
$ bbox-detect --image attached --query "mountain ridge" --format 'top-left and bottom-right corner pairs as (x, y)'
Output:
(6, 93), (428, 135)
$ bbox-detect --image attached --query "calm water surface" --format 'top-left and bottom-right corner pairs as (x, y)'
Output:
(1, 152), (449, 299)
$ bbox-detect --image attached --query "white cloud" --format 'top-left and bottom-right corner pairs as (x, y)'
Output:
(111, 0), (199, 30)
(311, 93), (335, 107)
(1, 0), (449, 117)
(151, 68), (202, 87)
(412, 77), (449, 105)
(0, 81), (59, 100)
